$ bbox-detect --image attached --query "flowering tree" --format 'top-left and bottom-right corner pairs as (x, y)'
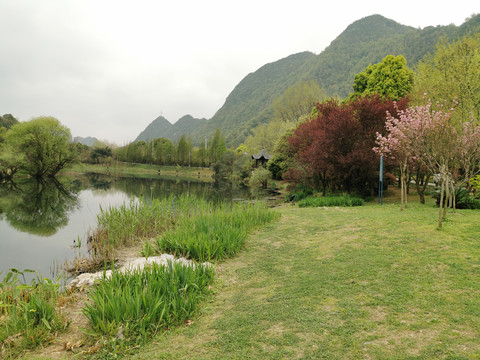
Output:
(375, 101), (480, 227)
(374, 112), (413, 210)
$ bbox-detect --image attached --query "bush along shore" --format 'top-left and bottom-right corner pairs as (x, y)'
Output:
(1, 195), (279, 359)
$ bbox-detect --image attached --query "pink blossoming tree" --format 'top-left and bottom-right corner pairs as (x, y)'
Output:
(375, 101), (480, 228)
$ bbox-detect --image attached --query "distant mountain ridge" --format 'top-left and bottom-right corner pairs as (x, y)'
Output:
(73, 136), (99, 146)
(134, 115), (207, 143)
(135, 13), (480, 146)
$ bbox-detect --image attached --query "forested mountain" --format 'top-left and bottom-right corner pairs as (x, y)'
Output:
(135, 115), (207, 143)
(136, 13), (480, 147)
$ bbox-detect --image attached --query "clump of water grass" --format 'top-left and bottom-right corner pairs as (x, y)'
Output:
(82, 261), (213, 351)
(0, 269), (67, 359)
(155, 201), (280, 262)
(89, 195), (205, 260)
(298, 195), (364, 207)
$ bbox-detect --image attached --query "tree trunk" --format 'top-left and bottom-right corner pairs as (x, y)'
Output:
(438, 178), (445, 228)
(400, 170), (405, 211)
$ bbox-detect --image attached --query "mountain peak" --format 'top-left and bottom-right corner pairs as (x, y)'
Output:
(135, 115), (173, 142)
(334, 14), (415, 45)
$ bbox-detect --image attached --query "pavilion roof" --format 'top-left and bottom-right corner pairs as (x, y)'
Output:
(251, 148), (272, 160)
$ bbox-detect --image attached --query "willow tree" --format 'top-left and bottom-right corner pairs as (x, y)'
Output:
(4, 116), (76, 179)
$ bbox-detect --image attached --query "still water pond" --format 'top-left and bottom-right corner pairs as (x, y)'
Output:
(0, 174), (249, 281)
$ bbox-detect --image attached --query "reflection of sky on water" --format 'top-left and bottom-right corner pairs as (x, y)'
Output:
(0, 189), (131, 282)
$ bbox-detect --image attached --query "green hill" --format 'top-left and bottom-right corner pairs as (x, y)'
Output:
(134, 115), (208, 143)
(136, 13), (480, 147)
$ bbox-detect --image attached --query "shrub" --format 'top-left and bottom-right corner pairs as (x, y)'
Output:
(470, 175), (480, 193)
(286, 185), (314, 202)
(248, 167), (271, 190)
(433, 186), (480, 209)
(298, 195), (365, 207)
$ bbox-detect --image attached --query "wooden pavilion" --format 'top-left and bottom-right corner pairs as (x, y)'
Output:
(251, 148), (272, 168)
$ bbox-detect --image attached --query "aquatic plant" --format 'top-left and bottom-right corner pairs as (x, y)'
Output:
(0, 269), (67, 358)
(155, 201), (280, 262)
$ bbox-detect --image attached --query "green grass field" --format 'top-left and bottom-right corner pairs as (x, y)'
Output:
(128, 193), (480, 359)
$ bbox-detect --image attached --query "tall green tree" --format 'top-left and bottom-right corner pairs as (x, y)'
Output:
(351, 55), (414, 100)
(209, 129), (227, 164)
(4, 116), (76, 179)
(414, 34), (480, 123)
(152, 137), (175, 165)
(176, 134), (191, 166)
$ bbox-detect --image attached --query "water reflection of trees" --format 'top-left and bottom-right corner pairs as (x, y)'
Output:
(0, 179), (79, 236)
(113, 177), (250, 203)
(69, 173), (250, 203)
(0, 175), (251, 237)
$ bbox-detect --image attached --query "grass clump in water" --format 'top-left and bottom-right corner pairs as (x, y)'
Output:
(89, 195), (206, 260)
(298, 195), (364, 207)
(154, 201), (280, 262)
(0, 269), (67, 359)
(82, 261), (213, 355)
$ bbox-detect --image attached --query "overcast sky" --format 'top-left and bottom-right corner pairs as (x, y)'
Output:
(0, 1), (478, 144)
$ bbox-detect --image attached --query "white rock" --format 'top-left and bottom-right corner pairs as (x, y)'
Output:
(67, 254), (211, 290)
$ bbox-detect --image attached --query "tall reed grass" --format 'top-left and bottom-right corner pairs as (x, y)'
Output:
(82, 261), (213, 341)
(91, 195), (279, 263)
(155, 201), (280, 262)
(90, 195), (207, 260)
(298, 195), (364, 208)
(0, 269), (66, 358)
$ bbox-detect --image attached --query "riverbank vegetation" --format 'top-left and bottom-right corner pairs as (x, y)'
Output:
(82, 261), (214, 356)
(0, 270), (68, 359)
(2, 195), (278, 358)
(63, 162), (214, 182)
(80, 195), (279, 357)
(89, 195), (279, 263)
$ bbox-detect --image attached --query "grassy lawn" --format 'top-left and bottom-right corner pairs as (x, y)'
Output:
(62, 162), (214, 182)
(128, 194), (480, 359)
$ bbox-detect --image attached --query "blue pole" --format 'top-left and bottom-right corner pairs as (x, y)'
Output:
(378, 156), (384, 205)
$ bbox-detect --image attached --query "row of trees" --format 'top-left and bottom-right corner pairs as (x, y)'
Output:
(113, 129), (227, 167)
